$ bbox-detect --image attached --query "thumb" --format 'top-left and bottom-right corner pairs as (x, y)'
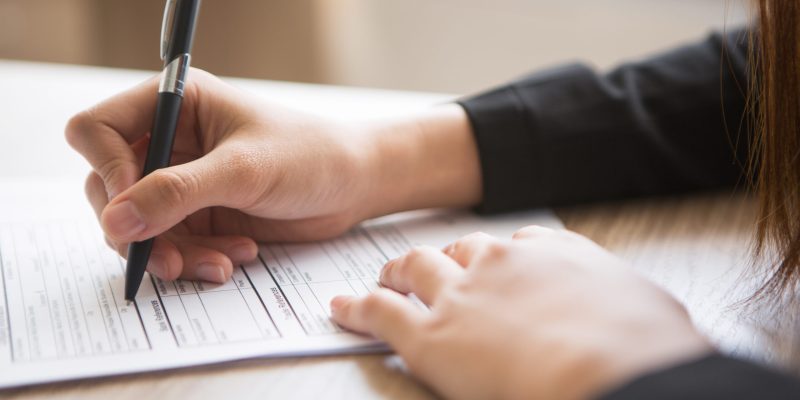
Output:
(99, 149), (255, 242)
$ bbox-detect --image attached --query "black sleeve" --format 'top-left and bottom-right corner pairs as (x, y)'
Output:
(458, 28), (752, 214)
(598, 353), (800, 400)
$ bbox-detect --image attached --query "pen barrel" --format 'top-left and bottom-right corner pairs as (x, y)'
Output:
(124, 92), (182, 301)
(124, 240), (154, 300)
(142, 92), (183, 176)
(164, 0), (202, 62)
(126, 0), (199, 302)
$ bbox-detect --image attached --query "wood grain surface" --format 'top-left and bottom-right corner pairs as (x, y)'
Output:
(1, 193), (759, 400)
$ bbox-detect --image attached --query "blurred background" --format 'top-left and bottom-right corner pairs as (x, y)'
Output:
(0, 0), (749, 94)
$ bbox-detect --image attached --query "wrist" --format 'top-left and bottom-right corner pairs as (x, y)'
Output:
(361, 104), (483, 218)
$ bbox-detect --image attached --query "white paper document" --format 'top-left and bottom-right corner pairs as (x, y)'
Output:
(0, 180), (562, 388)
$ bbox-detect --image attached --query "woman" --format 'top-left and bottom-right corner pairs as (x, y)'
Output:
(65, 1), (800, 399)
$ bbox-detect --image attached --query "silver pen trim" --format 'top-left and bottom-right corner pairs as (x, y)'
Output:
(160, 0), (177, 60)
(158, 53), (191, 96)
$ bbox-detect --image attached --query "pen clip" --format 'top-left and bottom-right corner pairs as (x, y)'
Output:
(160, 0), (178, 61)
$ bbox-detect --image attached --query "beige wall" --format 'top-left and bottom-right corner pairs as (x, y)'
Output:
(313, 0), (750, 93)
(0, 0), (100, 64)
(0, 0), (321, 82)
(92, 0), (321, 83)
(0, 0), (749, 94)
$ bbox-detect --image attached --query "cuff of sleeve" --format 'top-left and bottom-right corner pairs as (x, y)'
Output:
(598, 353), (800, 400)
(456, 64), (596, 214)
(457, 84), (539, 214)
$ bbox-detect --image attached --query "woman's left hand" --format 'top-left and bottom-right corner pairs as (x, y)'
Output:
(331, 226), (712, 400)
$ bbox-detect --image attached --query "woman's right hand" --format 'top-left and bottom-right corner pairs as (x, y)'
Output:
(65, 69), (481, 283)
(331, 227), (712, 400)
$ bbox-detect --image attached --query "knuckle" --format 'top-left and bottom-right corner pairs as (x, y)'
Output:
(64, 109), (95, 148)
(361, 290), (389, 316)
(404, 246), (434, 266)
(480, 241), (510, 261)
(149, 169), (198, 209)
(95, 158), (132, 193)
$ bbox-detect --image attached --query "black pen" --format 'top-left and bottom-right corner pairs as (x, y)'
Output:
(125, 0), (201, 301)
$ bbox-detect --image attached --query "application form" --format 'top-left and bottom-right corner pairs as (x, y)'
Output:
(0, 180), (562, 388)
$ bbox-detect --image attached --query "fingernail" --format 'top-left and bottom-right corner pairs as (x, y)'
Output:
(442, 244), (454, 256)
(104, 200), (145, 240)
(229, 244), (255, 262)
(379, 259), (395, 283)
(146, 253), (167, 279)
(196, 263), (226, 283)
(330, 296), (350, 313)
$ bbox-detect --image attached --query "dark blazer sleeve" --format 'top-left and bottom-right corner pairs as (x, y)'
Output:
(598, 353), (800, 400)
(458, 28), (752, 213)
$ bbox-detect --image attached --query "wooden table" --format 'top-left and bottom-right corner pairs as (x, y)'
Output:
(2, 194), (760, 400)
(0, 61), (773, 399)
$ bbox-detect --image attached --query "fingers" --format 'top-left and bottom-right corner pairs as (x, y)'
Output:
(170, 240), (232, 283)
(133, 234), (256, 283)
(85, 172), (125, 251)
(99, 148), (244, 243)
(91, 161), (258, 284)
(152, 234), (260, 281)
(65, 77), (160, 198)
(380, 246), (463, 305)
(185, 235), (258, 265)
(90, 170), (258, 284)
(85, 171), (109, 219)
(146, 237), (182, 281)
(330, 289), (425, 353)
(67, 76), (160, 144)
(442, 231), (500, 267)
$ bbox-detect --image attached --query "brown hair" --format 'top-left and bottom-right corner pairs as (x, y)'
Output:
(752, 0), (800, 297)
